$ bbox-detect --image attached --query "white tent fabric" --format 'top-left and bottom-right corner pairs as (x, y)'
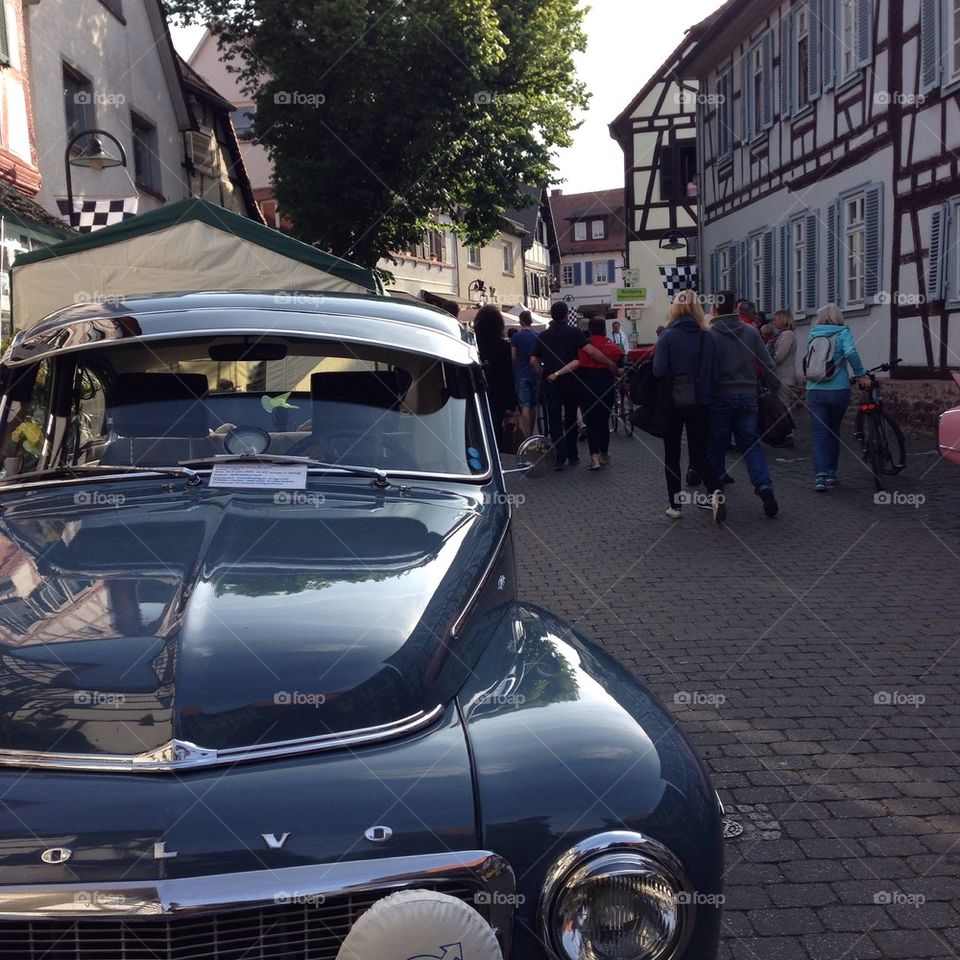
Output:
(12, 219), (371, 330)
(505, 303), (548, 329)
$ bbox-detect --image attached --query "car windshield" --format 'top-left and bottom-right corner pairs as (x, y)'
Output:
(0, 336), (489, 481)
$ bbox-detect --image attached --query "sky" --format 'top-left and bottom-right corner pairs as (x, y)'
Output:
(171, 0), (726, 194)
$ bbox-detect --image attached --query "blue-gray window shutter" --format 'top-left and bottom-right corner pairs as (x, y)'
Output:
(573, 262), (582, 286)
(856, 0), (873, 67)
(927, 204), (948, 301)
(780, 223), (791, 309)
(728, 243), (740, 298)
(809, 4), (823, 99)
(921, 0), (942, 93)
(608, 259), (616, 285)
(864, 184), (883, 302)
(821, 0), (836, 91)
(711, 250), (720, 290)
(827, 200), (840, 305)
(762, 32), (775, 129)
(739, 239), (749, 302)
(781, 14), (793, 117)
(740, 55), (750, 141)
(585, 261), (594, 285)
(762, 228), (775, 313)
(805, 212), (820, 311)
(719, 70), (733, 157)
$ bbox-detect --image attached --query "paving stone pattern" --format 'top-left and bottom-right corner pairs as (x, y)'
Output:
(510, 418), (960, 960)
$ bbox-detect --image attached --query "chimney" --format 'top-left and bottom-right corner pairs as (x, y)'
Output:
(550, 189), (562, 197)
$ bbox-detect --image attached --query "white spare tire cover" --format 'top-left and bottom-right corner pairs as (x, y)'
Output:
(336, 888), (503, 960)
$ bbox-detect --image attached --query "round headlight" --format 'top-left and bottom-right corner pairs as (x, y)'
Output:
(541, 834), (692, 960)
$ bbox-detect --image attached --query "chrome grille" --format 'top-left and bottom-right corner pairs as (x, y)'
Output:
(0, 884), (479, 960)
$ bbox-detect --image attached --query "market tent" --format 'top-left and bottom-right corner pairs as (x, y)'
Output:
(11, 197), (380, 329)
(505, 303), (548, 329)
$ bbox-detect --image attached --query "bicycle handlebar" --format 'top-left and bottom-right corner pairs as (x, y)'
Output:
(854, 358), (903, 381)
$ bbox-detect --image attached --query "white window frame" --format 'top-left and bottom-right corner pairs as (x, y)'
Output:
(501, 241), (514, 274)
(593, 261), (609, 284)
(844, 193), (866, 306)
(795, 5), (811, 110)
(840, 0), (858, 81)
(750, 234), (764, 304)
(561, 264), (574, 286)
(467, 246), (481, 268)
(591, 219), (605, 239)
(950, 0), (960, 82)
(792, 218), (807, 315)
(574, 221), (587, 241)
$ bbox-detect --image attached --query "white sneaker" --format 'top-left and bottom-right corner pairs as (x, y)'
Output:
(665, 506), (682, 520)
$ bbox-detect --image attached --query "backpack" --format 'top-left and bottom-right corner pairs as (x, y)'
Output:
(626, 359), (671, 438)
(803, 332), (840, 382)
(626, 359), (656, 406)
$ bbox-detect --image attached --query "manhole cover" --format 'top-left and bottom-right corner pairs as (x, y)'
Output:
(722, 818), (744, 838)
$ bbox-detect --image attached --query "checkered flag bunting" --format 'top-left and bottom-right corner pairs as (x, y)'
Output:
(57, 197), (139, 233)
(659, 264), (699, 299)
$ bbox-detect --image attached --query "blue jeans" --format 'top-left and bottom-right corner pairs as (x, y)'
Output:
(807, 388), (850, 477)
(709, 394), (772, 492)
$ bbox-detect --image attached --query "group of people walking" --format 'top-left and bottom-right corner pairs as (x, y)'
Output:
(471, 288), (870, 522)
(654, 289), (869, 522)
(474, 301), (628, 471)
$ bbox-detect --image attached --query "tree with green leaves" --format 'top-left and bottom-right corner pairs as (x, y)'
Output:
(166, 0), (588, 269)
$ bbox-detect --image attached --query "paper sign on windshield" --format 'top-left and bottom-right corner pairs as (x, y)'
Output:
(208, 464), (308, 489)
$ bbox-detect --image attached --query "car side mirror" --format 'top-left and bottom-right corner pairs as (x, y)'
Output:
(502, 435), (552, 478)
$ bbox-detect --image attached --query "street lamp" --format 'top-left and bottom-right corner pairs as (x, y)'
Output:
(659, 232), (688, 253)
(64, 129), (127, 229)
(468, 278), (486, 304)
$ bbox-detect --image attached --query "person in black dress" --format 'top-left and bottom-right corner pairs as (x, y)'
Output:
(473, 304), (518, 450)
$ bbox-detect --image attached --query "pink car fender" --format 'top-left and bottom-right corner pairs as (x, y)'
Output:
(939, 372), (960, 468)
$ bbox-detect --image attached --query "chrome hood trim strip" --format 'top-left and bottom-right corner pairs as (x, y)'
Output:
(0, 850), (515, 955)
(0, 705), (444, 773)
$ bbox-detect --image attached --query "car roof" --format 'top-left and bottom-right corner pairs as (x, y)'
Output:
(5, 291), (478, 367)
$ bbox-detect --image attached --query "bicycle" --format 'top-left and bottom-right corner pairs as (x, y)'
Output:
(608, 371), (635, 437)
(853, 359), (907, 492)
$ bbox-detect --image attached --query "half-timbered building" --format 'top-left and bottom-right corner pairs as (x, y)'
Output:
(680, 0), (960, 377)
(610, 18), (720, 341)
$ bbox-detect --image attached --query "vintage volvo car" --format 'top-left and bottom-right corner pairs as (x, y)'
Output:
(0, 292), (722, 960)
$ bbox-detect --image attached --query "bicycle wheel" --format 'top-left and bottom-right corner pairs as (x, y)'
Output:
(875, 411), (907, 475)
(861, 416), (885, 492)
(623, 395), (635, 437)
(609, 396), (620, 434)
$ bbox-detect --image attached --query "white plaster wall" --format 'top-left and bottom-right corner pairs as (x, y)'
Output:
(26, 0), (189, 217)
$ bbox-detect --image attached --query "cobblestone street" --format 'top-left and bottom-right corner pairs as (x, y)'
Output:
(511, 418), (960, 960)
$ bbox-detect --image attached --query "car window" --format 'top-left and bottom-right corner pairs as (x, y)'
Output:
(6, 338), (489, 479)
(2, 359), (53, 475)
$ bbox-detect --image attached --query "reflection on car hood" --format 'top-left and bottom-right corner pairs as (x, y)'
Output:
(0, 484), (504, 766)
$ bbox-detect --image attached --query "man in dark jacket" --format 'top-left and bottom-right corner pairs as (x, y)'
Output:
(706, 291), (781, 518)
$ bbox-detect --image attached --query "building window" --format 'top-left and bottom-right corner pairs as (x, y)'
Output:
(591, 219), (605, 239)
(231, 107), (256, 141)
(63, 64), (95, 151)
(719, 246), (731, 289)
(561, 264), (574, 286)
(502, 241), (513, 274)
(428, 231), (445, 261)
(659, 143), (698, 202)
(840, 0), (858, 80)
(574, 221), (587, 241)
(132, 113), (162, 195)
(716, 68), (734, 159)
(844, 193), (866, 305)
(792, 218), (806, 315)
(0, 2), (10, 66)
(751, 45), (764, 138)
(99, 0), (124, 19)
(593, 261), (609, 284)
(795, 5), (811, 110)
(467, 246), (481, 268)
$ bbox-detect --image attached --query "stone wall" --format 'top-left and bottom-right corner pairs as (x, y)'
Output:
(880, 379), (959, 440)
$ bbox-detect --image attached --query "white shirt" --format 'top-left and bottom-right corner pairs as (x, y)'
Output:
(611, 331), (628, 353)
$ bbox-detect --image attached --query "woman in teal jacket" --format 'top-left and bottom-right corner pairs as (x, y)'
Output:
(804, 304), (869, 491)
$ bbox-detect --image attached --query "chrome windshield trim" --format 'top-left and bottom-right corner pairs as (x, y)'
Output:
(0, 705), (445, 773)
(0, 851), (515, 954)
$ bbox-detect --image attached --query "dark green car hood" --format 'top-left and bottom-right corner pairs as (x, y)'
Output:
(0, 482), (506, 763)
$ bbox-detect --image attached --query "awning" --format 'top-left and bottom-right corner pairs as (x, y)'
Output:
(12, 197), (380, 329)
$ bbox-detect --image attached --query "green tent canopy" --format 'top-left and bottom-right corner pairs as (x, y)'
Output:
(12, 197), (380, 328)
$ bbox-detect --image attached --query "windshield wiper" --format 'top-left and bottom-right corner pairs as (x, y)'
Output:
(178, 454), (392, 487)
(0, 464), (203, 486)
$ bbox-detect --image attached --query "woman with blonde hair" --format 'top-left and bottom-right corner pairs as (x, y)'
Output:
(653, 290), (723, 521)
(804, 303), (868, 491)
